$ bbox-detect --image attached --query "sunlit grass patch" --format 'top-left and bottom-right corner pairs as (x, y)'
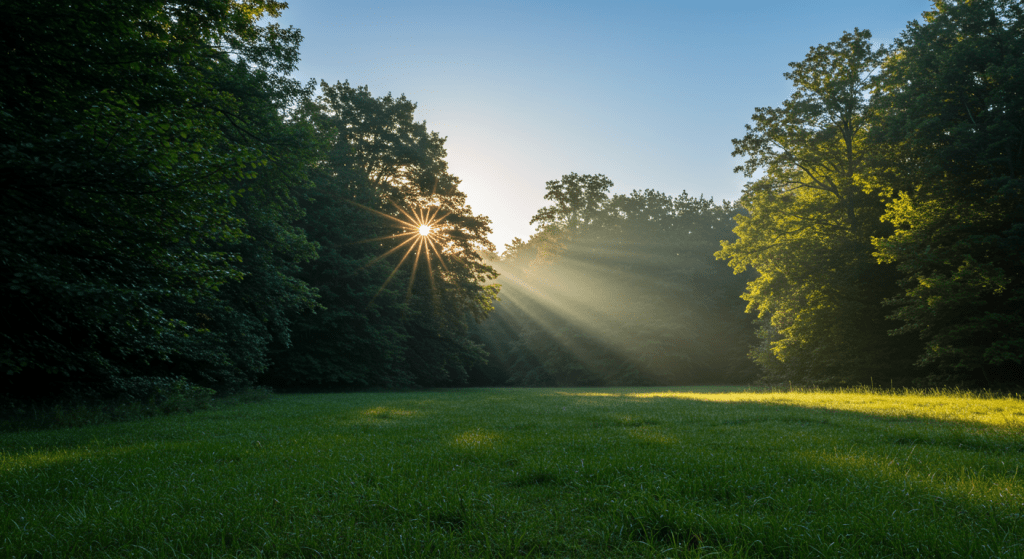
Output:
(360, 405), (419, 420)
(450, 428), (502, 450)
(624, 386), (1024, 428)
(1, 387), (1021, 558)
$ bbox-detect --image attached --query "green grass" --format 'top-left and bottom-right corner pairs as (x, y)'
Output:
(2, 386), (1022, 558)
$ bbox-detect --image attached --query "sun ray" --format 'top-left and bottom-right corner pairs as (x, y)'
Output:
(428, 208), (454, 224)
(344, 189), (468, 311)
(354, 233), (421, 273)
(348, 199), (419, 228)
(406, 238), (425, 298)
(368, 236), (424, 307)
(423, 239), (437, 294)
(349, 230), (419, 246)
(389, 198), (425, 226)
(427, 239), (450, 273)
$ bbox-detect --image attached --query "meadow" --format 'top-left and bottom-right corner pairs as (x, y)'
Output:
(1, 387), (1022, 558)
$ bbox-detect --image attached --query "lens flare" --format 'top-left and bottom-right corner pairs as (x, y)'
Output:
(346, 197), (453, 308)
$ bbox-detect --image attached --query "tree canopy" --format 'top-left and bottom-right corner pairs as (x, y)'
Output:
(717, 29), (921, 385)
(1, 0), (498, 400)
(870, 0), (1023, 385)
(1, 0), (319, 395)
(718, 1), (1022, 387)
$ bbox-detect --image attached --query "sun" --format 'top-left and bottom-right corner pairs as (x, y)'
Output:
(347, 198), (453, 307)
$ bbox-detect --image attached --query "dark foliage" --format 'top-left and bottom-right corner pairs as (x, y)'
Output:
(871, 0), (1024, 386)
(0, 0), (318, 398)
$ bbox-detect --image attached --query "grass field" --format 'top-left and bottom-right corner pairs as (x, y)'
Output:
(2, 387), (1022, 558)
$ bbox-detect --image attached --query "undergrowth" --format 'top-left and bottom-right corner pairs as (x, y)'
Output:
(0, 381), (273, 432)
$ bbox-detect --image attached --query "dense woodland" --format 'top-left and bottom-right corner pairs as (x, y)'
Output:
(1, 0), (1021, 403)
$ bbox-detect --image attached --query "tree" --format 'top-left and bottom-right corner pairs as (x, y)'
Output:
(0, 0), (317, 396)
(530, 173), (614, 232)
(717, 29), (921, 385)
(152, 61), (322, 389)
(267, 81), (499, 389)
(870, 0), (1024, 385)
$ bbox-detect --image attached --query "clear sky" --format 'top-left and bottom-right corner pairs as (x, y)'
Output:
(276, 0), (934, 250)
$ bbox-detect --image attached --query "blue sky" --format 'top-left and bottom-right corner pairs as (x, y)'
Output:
(276, 0), (934, 249)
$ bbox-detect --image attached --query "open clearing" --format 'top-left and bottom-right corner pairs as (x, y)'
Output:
(2, 387), (1022, 558)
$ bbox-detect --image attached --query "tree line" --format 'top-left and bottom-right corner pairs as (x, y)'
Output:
(2, 0), (1020, 402)
(719, 0), (1022, 388)
(1, 0), (496, 401)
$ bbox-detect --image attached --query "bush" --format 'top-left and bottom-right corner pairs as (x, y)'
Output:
(110, 376), (216, 412)
(0, 376), (218, 431)
(228, 386), (275, 403)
